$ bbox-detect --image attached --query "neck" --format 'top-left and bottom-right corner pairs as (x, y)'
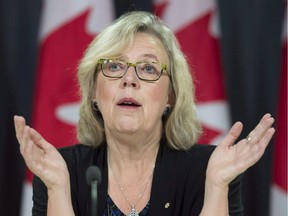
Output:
(106, 134), (159, 215)
(105, 126), (162, 164)
(107, 137), (159, 170)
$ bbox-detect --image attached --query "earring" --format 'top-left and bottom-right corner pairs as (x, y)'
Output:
(163, 106), (171, 116)
(92, 101), (99, 111)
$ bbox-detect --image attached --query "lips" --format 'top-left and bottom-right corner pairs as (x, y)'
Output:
(117, 97), (141, 108)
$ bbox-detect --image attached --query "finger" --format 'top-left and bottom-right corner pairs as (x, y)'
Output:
(247, 114), (274, 143)
(219, 121), (243, 148)
(20, 126), (38, 172)
(20, 127), (45, 173)
(237, 115), (274, 158)
(241, 128), (275, 170)
(253, 127), (275, 156)
(29, 128), (52, 152)
(14, 116), (27, 143)
(20, 125), (32, 156)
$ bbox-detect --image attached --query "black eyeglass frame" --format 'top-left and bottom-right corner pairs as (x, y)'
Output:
(96, 58), (170, 81)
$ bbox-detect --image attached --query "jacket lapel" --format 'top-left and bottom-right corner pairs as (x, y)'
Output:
(149, 138), (177, 215)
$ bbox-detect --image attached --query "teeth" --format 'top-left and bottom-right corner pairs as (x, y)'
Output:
(119, 101), (139, 106)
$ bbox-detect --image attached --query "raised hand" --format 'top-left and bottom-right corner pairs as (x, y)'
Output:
(206, 113), (275, 188)
(14, 116), (69, 191)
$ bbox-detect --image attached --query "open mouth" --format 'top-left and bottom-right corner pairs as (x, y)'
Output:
(117, 98), (141, 108)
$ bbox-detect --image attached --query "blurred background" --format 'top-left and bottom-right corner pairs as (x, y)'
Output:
(0, 0), (286, 215)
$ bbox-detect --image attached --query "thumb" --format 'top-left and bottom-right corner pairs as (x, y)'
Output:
(219, 122), (243, 148)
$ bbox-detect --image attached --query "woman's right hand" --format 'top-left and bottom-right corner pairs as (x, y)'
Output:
(14, 115), (69, 191)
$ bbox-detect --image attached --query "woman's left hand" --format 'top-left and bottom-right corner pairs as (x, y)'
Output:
(206, 113), (275, 188)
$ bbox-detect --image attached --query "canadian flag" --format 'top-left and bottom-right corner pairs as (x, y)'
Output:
(270, 12), (287, 215)
(20, 1), (114, 215)
(21, 0), (231, 214)
(154, 0), (231, 145)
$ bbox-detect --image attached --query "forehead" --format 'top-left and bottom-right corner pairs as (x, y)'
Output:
(119, 33), (169, 65)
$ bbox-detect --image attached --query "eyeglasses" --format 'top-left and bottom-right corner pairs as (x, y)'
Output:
(97, 58), (169, 81)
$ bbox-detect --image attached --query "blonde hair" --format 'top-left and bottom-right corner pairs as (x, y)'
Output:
(77, 11), (202, 150)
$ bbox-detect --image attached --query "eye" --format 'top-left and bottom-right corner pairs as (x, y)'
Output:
(139, 63), (157, 74)
(107, 61), (125, 72)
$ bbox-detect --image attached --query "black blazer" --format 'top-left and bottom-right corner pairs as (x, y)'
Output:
(32, 138), (243, 216)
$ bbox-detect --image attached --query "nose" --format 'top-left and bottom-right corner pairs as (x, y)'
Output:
(120, 66), (139, 88)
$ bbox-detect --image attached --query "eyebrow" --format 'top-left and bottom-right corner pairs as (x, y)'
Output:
(140, 54), (159, 62)
(117, 54), (160, 63)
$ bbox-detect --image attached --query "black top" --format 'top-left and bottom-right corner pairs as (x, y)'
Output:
(32, 138), (243, 216)
(103, 194), (150, 215)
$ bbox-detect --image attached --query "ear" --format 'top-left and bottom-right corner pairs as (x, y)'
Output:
(91, 94), (97, 104)
(92, 94), (97, 101)
(167, 95), (175, 108)
(167, 86), (176, 106)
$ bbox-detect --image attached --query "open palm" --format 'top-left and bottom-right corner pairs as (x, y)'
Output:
(206, 113), (275, 188)
(14, 116), (69, 191)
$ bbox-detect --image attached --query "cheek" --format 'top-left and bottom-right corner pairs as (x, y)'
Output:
(95, 82), (104, 100)
(94, 79), (114, 107)
(95, 76), (111, 98)
(147, 82), (170, 107)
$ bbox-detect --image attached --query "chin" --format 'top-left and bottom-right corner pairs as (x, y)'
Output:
(118, 122), (139, 131)
(113, 119), (139, 132)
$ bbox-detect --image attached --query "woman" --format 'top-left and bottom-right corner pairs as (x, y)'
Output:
(14, 11), (275, 216)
